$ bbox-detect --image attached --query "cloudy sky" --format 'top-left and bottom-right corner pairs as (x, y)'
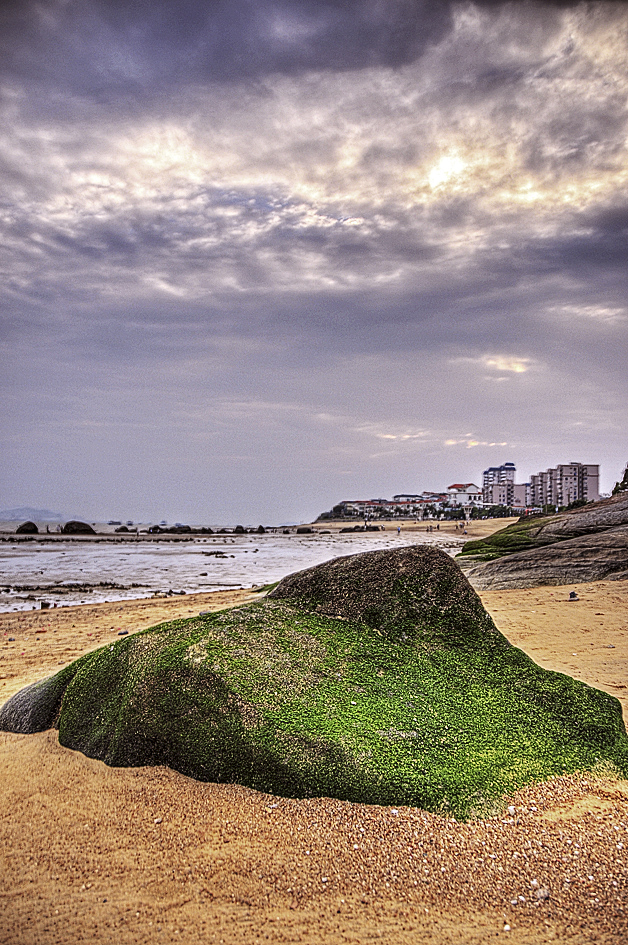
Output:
(1, 0), (627, 524)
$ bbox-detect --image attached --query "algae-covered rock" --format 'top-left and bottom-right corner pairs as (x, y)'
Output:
(458, 493), (628, 589)
(1, 546), (627, 817)
(463, 526), (628, 590)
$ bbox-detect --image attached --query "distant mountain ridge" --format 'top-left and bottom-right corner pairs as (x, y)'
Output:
(0, 507), (64, 522)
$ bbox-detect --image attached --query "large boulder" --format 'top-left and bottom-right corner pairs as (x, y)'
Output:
(62, 520), (96, 535)
(459, 492), (628, 564)
(16, 520), (38, 534)
(1, 546), (626, 817)
(458, 492), (628, 589)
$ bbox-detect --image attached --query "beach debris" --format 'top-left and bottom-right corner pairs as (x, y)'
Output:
(117, 630), (129, 635)
(535, 886), (550, 901)
(569, 591), (579, 601)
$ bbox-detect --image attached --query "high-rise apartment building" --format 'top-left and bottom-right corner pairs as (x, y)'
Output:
(482, 462), (516, 506)
(529, 463), (599, 507)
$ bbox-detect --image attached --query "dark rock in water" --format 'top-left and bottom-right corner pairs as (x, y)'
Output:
(1, 545), (627, 817)
(296, 526), (313, 534)
(62, 520), (96, 535)
(16, 521), (38, 534)
(256, 525), (266, 534)
(464, 525), (628, 590)
(115, 525), (130, 533)
(234, 525), (245, 534)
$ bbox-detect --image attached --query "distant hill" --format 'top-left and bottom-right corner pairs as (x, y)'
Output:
(0, 507), (64, 522)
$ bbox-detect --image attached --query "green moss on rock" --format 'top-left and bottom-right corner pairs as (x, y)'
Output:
(1, 546), (627, 818)
(457, 517), (556, 561)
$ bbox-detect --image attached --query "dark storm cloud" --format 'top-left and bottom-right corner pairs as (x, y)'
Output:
(0, 0), (595, 97)
(0, 0), (453, 93)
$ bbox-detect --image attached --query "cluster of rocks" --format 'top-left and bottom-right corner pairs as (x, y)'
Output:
(13, 520), (96, 536)
(339, 524), (383, 533)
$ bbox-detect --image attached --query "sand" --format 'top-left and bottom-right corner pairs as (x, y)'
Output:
(1, 577), (627, 944)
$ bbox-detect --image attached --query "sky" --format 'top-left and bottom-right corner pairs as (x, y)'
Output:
(1, 0), (627, 524)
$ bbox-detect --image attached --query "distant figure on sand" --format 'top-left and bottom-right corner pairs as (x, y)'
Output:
(397, 525), (401, 535)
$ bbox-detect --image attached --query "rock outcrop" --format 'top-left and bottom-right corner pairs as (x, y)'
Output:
(16, 520), (38, 534)
(2, 546), (627, 817)
(464, 525), (628, 590)
(459, 493), (628, 589)
(461, 492), (628, 561)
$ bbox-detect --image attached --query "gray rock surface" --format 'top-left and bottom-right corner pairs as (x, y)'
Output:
(465, 524), (628, 590)
(0, 673), (72, 733)
(526, 491), (628, 542)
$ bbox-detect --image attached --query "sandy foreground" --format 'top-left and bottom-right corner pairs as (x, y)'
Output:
(1, 577), (627, 944)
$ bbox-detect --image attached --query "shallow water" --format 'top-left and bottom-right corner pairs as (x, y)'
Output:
(0, 531), (463, 612)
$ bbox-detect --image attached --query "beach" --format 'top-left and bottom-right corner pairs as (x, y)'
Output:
(1, 565), (627, 943)
(0, 522), (476, 613)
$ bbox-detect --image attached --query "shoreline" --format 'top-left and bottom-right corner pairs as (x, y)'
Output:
(0, 517), (514, 541)
(0, 519), (508, 614)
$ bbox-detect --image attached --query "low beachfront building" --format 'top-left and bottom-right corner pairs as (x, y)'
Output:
(446, 483), (483, 507)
